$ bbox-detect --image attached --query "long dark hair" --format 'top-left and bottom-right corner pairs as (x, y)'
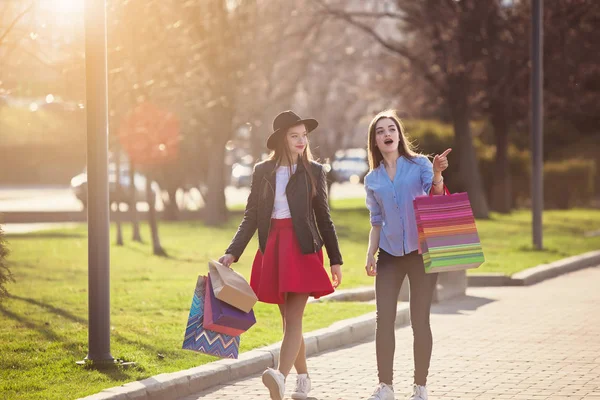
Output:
(267, 124), (317, 197)
(367, 110), (419, 171)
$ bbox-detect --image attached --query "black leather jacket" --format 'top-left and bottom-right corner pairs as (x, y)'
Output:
(225, 159), (343, 266)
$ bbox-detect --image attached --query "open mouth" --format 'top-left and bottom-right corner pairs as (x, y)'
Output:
(384, 138), (394, 145)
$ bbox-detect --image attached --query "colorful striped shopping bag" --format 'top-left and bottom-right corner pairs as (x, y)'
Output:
(413, 189), (485, 273)
(182, 275), (240, 359)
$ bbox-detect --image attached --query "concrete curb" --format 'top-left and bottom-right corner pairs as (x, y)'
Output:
(78, 305), (410, 400)
(468, 250), (600, 287)
(467, 273), (516, 287)
(510, 250), (600, 285)
(307, 286), (375, 304)
(309, 269), (467, 305)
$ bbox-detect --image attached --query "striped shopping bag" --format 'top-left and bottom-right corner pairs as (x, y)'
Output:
(182, 275), (240, 359)
(413, 189), (485, 273)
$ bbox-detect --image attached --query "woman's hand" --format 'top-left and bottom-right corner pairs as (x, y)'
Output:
(218, 254), (235, 268)
(433, 148), (452, 173)
(365, 253), (377, 276)
(330, 264), (342, 288)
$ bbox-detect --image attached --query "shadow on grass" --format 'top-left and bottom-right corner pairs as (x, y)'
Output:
(93, 366), (139, 381)
(0, 306), (63, 342)
(431, 295), (495, 315)
(484, 216), (592, 235)
(3, 295), (170, 379)
(8, 262), (44, 271)
(515, 246), (569, 256)
(8, 294), (86, 324)
(122, 244), (172, 259)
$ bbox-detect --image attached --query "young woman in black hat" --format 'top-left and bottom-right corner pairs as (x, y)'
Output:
(219, 110), (344, 400)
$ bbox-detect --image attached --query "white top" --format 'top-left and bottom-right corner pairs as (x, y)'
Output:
(271, 165), (296, 219)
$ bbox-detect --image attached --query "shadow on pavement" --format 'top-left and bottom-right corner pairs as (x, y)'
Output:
(431, 295), (495, 315)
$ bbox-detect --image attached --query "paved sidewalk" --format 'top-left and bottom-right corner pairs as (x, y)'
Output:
(181, 266), (600, 400)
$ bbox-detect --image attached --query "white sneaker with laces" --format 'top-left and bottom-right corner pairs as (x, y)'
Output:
(291, 373), (311, 399)
(262, 368), (285, 400)
(408, 384), (428, 400)
(368, 382), (395, 400)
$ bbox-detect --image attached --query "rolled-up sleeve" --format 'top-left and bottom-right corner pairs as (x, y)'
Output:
(365, 183), (383, 226)
(419, 156), (434, 194)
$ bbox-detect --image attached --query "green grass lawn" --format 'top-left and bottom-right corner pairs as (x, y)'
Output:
(473, 208), (600, 275)
(1, 204), (600, 399)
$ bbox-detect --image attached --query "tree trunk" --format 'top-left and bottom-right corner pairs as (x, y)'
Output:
(130, 162), (142, 242)
(115, 150), (124, 246)
(164, 185), (179, 221)
(491, 110), (512, 213)
(484, 6), (513, 214)
(447, 81), (490, 219)
(204, 145), (229, 226)
(146, 178), (167, 256)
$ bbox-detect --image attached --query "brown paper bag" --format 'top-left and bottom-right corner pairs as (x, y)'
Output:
(208, 260), (258, 313)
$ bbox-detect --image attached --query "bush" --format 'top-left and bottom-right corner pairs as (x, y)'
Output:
(478, 145), (532, 209)
(405, 119), (527, 204)
(404, 119), (475, 193)
(403, 119), (597, 210)
(0, 224), (13, 302)
(543, 159), (596, 209)
(403, 119), (454, 156)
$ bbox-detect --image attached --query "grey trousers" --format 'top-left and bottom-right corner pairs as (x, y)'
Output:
(375, 249), (438, 386)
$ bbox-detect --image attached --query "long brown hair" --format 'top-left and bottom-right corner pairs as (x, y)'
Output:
(367, 109), (419, 170)
(267, 124), (317, 197)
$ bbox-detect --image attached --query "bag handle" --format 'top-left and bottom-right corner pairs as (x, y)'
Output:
(429, 183), (451, 197)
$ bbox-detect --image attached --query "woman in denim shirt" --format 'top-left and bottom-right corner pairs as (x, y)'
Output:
(364, 110), (451, 400)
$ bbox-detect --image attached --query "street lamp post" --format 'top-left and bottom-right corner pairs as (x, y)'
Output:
(79, 0), (113, 365)
(531, 0), (544, 250)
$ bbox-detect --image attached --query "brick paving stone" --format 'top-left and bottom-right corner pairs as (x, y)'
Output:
(181, 266), (600, 400)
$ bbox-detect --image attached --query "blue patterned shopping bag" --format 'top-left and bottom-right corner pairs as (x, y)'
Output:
(182, 275), (240, 359)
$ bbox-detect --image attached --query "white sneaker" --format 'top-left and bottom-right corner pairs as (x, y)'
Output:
(409, 384), (428, 400)
(291, 373), (311, 399)
(262, 368), (285, 400)
(368, 382), (395, 400)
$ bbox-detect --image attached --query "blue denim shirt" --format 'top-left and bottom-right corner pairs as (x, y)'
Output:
(364, 155), (434, 257)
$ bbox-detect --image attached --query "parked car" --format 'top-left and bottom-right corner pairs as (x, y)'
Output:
(70, 164), (158, 209)
(330, 148), (369, 184)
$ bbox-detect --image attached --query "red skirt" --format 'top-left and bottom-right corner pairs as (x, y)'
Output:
(250, 218), (335, 304)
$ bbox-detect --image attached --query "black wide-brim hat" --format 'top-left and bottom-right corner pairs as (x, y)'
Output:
(266, 110), (319, 150)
